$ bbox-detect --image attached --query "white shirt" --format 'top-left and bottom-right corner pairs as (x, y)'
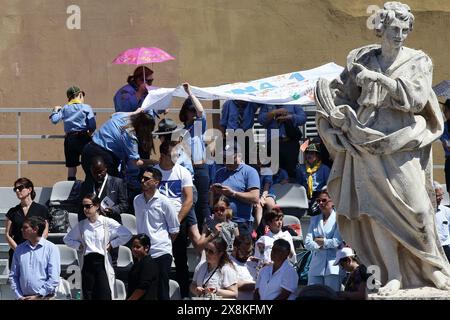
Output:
(230, 255), (257, 300)
(436, 205), (450, 246)
(155, 163), (193, 213)
(192, 261), (238, 291)
(134, 190), (180, 258)
(64, 215), (132, 255)
(256, 259), (298, 300)
(255, 230), (297, 264)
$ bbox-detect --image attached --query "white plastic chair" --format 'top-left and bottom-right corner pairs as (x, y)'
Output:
(114, 279), (127, 300)
(68, 212), (79, 230)
(57, 244), (79, 266)
(49, 181), (75, 206)
(169, 279), (181, 300)
(120, 213), (137, 235)
(272, 183), (309, 218)
(117, 245), (133, 268)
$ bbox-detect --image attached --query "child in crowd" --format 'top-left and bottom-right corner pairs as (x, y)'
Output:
(49, 86), (96, 181)
(254, 209), (296, 265)
(203, 196), (239, 254)
(296, 143), (330, 213)
(127, 234), (159, 300)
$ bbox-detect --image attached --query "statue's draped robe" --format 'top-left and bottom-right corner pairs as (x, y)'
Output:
(316, 45), (450, 287)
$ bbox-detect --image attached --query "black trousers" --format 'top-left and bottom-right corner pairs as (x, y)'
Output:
(279, 139), (300, 179)
(443, 245), (450, 263)
(82, 253), (112, 300)
(445, 157), (450, 192)
(154, 254), (173, 300)
(172, 219), (189, 298)
(81, 142), (120, 182)
(193, 164), (211, 231)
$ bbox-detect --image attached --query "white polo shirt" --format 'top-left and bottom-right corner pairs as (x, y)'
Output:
(134, 190), (180, 258)
(436, 205), (450, 246)
(255, 259), (298, 300)
(230, 255), (257, 300)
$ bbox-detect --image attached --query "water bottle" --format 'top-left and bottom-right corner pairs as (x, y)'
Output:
(75, 290), (82, 300)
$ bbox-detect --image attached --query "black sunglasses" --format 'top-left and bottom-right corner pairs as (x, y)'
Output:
(145, 78), (153, 85)
(83, 204), (94, 209)
(13, 185), (25, 192)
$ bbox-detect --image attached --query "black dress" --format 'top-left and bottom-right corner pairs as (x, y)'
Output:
(5, 201), (50, 267)
(127, 255), (159, 300)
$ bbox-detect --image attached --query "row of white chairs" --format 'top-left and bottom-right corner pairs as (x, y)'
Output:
(57, 244), (133, 269)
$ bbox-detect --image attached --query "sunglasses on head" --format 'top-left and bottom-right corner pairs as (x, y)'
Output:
(83, 204), (94, 209)
(13, 185), (25, 192)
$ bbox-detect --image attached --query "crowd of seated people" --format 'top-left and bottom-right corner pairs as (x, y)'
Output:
(4, 71), (394, 301)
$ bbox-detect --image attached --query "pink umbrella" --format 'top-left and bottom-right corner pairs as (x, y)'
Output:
(112, 47), (175, 88)
(112, 47), (175, 65)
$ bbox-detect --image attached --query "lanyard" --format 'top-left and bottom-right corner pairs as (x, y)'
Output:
(94, 174), (108, 198)
(202, 266), (219, 288)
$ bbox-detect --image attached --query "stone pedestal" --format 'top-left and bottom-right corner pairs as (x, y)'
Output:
(368, 287), (450, 300)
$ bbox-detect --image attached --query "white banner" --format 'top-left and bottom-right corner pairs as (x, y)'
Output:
(142, 62), (343, 111)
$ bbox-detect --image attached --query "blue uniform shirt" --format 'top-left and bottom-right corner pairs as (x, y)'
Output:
(93, 113), (140, 162)
(9, 237), (61, 299)
(114, 83), (147, 113)
(220, 100), (260, 131)
(296, 163), (331, 194)
(184, 115), (207, 164)
(50, 102), (96, 133)
(214, 163), (260, 223)
(258, 104), (307, 140)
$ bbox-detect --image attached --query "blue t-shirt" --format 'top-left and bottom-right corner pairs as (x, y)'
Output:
(92, 113), (140, 162)
(113, 83), (147, 113)
(214, 163), (260, 223)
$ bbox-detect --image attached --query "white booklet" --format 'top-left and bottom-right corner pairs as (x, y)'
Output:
(100, 196), (115, 211)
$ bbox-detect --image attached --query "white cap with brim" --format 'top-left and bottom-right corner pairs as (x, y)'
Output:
(333, 247), (355, 266)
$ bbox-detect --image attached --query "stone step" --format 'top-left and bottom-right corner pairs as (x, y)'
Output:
(0, 245), (9, 260)
(0, 227), (5, 243)
(0, 217), (5, 229)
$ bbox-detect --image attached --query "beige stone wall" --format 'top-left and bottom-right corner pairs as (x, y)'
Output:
(0, 0), (449, 186)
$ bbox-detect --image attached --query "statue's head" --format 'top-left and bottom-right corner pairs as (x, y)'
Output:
(374, 2), (415, 39)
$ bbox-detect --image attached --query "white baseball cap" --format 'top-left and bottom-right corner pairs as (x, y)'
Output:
(333, 247), (355, 266)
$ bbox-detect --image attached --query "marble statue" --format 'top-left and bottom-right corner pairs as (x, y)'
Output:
(315, 1), (450, 295)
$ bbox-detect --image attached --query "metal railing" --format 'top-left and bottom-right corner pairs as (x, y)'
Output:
(0, 107), (222, 178)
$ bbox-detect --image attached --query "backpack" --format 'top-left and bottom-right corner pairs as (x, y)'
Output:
(49, 207), (69, 233)
(295, 250), (312, 285)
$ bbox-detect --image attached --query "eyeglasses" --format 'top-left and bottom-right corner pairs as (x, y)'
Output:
(83, 204), (94, 209)
(213, 206), (226, 213)
(13, 185), (25, 192)
(205, 248), (218, 255)
(316, 198), (330, 204)
(145, 78), (153, 85)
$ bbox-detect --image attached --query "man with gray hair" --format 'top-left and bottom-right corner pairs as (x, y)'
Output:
(434, 182), (450, 262)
